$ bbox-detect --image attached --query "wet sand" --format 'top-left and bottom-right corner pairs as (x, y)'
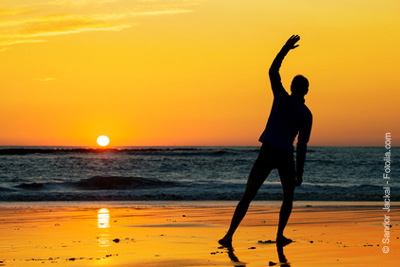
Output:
(0, 202), (398, 266)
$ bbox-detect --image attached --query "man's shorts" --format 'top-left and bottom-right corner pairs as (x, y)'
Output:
(253, 143), (296, 184)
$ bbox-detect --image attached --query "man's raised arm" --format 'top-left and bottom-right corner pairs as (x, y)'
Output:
(269, 35), (300, 97)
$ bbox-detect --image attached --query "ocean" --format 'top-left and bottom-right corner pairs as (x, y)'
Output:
(0, 146), (398, 202)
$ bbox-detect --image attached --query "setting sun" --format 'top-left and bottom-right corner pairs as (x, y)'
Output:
(97, 135), (110, 147)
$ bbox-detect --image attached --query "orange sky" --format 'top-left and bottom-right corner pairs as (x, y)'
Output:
(1, 0), (399, 146)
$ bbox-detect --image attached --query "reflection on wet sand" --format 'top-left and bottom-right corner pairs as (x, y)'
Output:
(97, 208), (110, 248)
(226, 247), (246, 267)
(275, 244), (290, 266)
(98, 208), (110, 229)
(219, 242), (291, 266)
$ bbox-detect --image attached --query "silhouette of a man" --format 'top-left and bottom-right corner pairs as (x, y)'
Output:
(219, 35), (312, 247)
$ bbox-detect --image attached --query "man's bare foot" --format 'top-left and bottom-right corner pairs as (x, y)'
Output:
(218, 236), (232, 248)
(276, 235), (292, 247)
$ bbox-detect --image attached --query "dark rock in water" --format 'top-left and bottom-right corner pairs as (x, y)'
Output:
(113, 238), (120, 243)
(75, 176), (177, 190)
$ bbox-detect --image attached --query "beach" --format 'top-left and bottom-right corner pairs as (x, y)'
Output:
(0, 201), (398, 266)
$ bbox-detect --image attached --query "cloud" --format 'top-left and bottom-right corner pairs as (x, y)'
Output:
(0, 8), (36, 19)
(0, 38), (44, 47)
(131, 10), (192, 16)
(17, 14), (131, 38)
(43, 0), (120, 8)
(0, 13), (131, 50)
(38, 77), (57, 82)
(0, 1), (195, 51)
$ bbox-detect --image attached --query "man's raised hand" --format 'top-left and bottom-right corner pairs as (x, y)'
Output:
(285, 35), (300, 50)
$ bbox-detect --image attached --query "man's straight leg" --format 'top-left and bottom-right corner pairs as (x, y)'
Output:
(276, 151), (296, 245)
(219, 145), (273, 246)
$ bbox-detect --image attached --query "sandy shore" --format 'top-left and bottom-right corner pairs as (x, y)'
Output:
(0, 202), (398, 266)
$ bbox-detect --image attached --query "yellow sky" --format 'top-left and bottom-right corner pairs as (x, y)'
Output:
(1, 0), (399, 146)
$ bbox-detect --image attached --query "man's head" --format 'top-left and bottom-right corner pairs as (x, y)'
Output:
(290, 75), (309, 96)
